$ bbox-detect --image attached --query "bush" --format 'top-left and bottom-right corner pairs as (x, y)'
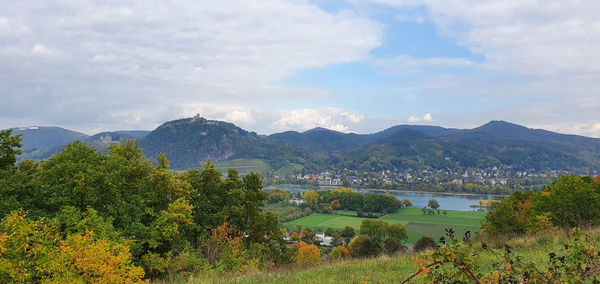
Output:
(0, 211), (145, 283)
(413, 236), (436, 252)
(329, 246), (350, 262)
(382, 238), (402, 255)
(347, 235), (380, 258)
(296, 244), (321, 265)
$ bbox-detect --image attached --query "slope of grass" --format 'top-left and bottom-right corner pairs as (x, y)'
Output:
(183, 228), (600, 284)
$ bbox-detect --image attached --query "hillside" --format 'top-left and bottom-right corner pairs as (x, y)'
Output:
(11, 126), (88, 150)
(9, 118), (600, 172)
(188, 227), (600, 283)
(86, 130), (149, 143)
(139, 117), (322, 170)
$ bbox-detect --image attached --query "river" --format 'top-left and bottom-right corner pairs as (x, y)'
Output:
(267, 185), (501, 211)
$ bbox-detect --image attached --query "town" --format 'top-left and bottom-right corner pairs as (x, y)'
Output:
(263, 166), (599, 194)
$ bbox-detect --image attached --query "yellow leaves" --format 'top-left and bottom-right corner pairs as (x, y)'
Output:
(57, 233), (146, 283)
(332, 246), (350, 259)
(0, 233), (7, 256)
(0, 211), (146, 283)
(516, 199), (533, 225)
(292, 241), (308, 251)
(296, 244), (321, 265)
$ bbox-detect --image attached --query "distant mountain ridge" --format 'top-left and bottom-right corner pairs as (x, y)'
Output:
(7, 118), (600, 172)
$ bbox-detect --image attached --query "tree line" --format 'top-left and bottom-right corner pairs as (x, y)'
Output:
(0, 129), (295, 282)
(301, 188), (403, 214)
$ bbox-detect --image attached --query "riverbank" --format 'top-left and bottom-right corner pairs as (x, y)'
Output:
(265, 184), (505, 197)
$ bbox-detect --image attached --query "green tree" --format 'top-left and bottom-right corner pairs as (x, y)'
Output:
(386, 223), (407, 242)
(360, 219), (388, 241)
(0, 129), (22, 170)
(534, 174), (600, 227)
(347, 235), (380, 258)
(428, 199), (440, 209)
(482, 191), (533, 234)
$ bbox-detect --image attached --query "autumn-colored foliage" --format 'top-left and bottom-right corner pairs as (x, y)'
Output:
(0, 211), (145, 283)
(329, 246), (351, 262)
(297, 244), (321, 265)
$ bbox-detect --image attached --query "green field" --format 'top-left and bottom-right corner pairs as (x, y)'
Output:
(282, 208), (486, 244)
(282, 214), (368, 232)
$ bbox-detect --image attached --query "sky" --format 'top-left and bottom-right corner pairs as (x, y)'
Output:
(1, 0), (600, 137)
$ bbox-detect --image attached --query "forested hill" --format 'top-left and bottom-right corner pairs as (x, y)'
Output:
(9, 118), (600, 172)
(138, 117), (321, 170)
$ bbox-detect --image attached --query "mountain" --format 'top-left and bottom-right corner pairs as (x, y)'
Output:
(11, 126), (88, 150)
(9, 127), (149, 161)
(139, 117), (321, 170)
(268, 127), (367, 151)
(9, 118), (600, 173)
(86, 130), (150, 143)
(338, 128), (501, 171)
(435, 121), (600, 170)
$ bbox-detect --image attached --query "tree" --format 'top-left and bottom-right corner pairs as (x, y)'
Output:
(347, 235), (380, 258)
(330, 232), (343, 247)
(428, 199), (440, 209)
(382, 238), (402, 255)
(329, 246), (350, 262)
(0, 129), (22, 170)
(401, 198), (413, 207)
(340, 226), (355, 244)
(360, 219), (406, 243)
(534, 174), (600, 227)
(302, 190), (319, 210)
(360, 219), (388, 241)
(297, 244), (321, 265)
(481, 191), (533, 235)
(330, 199), (341, 210)
(0, 211), (145, 283)
(386, 223), (407, 242)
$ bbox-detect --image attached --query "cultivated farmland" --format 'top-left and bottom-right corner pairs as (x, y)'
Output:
(282, 208), (486, 244)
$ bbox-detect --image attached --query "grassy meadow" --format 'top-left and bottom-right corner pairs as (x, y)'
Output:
(282, 208), (487, 244)
(182, 228), (600, 284)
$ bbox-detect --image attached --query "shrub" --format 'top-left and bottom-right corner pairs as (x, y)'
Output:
(296, 244), (321, 265)
(347, 235), (380, 258)
(413, 236), (436, 252)
(382, 238), (402, 255)
(0, 211), (145, 283)
(329, 246), (350, 262)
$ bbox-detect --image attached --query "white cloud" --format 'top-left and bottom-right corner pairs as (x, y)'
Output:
(368, 0), (600, 137)
(31, 43), (60, 57)
(272, 108), (364, 133)
(0, 0), (382, 133)
(224, 110), (254, 125)
(408, 113), (433, 123)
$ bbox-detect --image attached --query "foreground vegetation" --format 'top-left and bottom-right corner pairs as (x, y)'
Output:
(2, 128), (600, 282)
(176, 227), (600, 283)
